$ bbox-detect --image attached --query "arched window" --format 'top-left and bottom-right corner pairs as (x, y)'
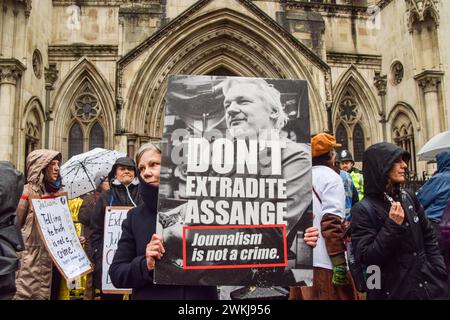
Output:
(335, 88), (366, 165)
(353, 123), (365, 162)
(24, 107), (43, 170)
(335, 123), (348, 153)
(89, 122), (104, 150)
(392, 112), (416, 177)
(69, 122), (83, 158)
(67, 81), (107, 159)
(25, 109), (42, 156)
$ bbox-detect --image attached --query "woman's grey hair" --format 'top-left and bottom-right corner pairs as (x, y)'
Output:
(221, 77), (289, 130)
(135, 142), (161, 165)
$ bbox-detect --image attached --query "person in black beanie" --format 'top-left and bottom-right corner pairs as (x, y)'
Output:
(109, 142), (218, 300)
(90, 156), (142, 300)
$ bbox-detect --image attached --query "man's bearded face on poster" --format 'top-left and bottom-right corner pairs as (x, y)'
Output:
(223, 80), (285, 139)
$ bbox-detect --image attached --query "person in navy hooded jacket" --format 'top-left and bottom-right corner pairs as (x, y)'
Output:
(418, 150), (450, 294)
(418, 151), (450, 227)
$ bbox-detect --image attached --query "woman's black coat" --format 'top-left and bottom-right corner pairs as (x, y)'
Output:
(109, 180), (218, 300)
(351, 142), (448, 300)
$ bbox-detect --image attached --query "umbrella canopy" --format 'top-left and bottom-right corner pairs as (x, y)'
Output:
(61, 148), (126, 199)
(418, 130), (450, 161)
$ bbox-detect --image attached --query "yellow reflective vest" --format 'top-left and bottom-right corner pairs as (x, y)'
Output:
(350, 170), (364, 200)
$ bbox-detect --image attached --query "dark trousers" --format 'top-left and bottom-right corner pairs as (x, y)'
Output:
(430, 222), (450, 261)
(50, 265), (62, 300)
(100, 293), (123, 300)
(83, 273), (95, 300)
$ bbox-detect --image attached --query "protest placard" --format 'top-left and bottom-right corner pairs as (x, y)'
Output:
(154, 75), (313, 286)
(102, 206), (132, 294)
(30, 193), (93, 280)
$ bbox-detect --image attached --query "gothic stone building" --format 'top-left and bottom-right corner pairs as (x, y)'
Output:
(0, 0), (448, 177)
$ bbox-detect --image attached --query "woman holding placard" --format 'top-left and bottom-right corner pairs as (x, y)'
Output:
(109, 143), (219, 300)
(14, 149), (64, 300)
(110, 143), (320, 300)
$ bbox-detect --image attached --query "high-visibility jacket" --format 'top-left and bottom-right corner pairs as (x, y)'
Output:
(350, 169), (364, 200)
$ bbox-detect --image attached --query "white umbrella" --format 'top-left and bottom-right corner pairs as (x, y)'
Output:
(417, 130), (450, 161)
(61, 148), (126, 199)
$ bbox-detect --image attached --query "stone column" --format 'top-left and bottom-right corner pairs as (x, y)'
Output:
(126, 134), (137, 159)
(114, 134), (128, 154)
(114, 93), (128, 153)
(415, 70), (444, 139)
(374, 72), (387, 141)
(0, 4), (6, 57)
(0, 59), (25, 161)
(12, 7), (18, 57)
(326, 102), (333, 134)
(44, 63), (58, 148)
(324, 71), (333, 133)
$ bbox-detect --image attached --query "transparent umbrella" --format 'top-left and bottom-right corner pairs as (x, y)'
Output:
(60, 148), (126, 199)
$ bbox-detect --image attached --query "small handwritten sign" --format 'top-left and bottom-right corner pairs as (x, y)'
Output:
(30, 194), (93, 280)
(102, 206), (132, 294)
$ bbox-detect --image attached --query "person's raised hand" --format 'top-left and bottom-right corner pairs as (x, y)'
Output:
(146, 233), (165, 271)
(389, 201), (405, 225)
(304, 226), (319, 248)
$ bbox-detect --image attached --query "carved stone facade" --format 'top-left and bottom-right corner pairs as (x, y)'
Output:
(390, 61), (404, 86)
(405, 0), (439, 32)
(0, 0), (448, 177)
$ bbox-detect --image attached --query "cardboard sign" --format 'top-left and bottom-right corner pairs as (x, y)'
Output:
(102, 206), (132, 294)
(30, 193), (93, 280)
(154, 75), (313, 286)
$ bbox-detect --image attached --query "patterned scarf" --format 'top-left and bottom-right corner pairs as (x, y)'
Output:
(44, 175), (62, 194)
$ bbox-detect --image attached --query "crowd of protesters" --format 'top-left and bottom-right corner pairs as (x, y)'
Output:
(0, 133), (447, 300)
(0, 79), (448, 301)
(0, 74), (450, 300)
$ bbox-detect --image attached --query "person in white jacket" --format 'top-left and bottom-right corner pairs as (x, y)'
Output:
(310, 132), (356, 300)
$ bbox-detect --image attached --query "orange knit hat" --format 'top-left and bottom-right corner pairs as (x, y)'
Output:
(311, 133), (342, 158)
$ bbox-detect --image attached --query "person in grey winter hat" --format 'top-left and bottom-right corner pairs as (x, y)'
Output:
(94, 168), (109, 191)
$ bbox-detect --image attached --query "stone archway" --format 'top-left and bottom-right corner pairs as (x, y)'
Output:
(118, 4), (329, 144)
(51, 58), (115, 160)
(387, 102), (422, 176)
(19, 97), (45, 171)
(333, 65), (382, 154)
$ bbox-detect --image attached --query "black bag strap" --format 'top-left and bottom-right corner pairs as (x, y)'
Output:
(312, 186), (322, 204)
(350, 198), (380, 256)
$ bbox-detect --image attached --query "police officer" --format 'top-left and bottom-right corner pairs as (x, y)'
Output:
(338, 150), (364, 200)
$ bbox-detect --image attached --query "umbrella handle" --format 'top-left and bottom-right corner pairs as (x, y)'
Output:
(79, 161), (97, 190)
